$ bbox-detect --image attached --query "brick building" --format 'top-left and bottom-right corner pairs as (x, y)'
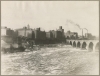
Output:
(39, 31), (46, 40)
(50, 30), (55, 39)
(55, 26), (65, 40)
(16, 25), (33, 39)
(1, 26), (15, 43)
(85, 33), (96, 40)
(46, 32), (51, 39)
(65, 31), (78, 39)
(1, 26), (14, 37)
(34, 28), (41, 40)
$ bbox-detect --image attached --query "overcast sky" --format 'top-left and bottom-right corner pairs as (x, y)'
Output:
(1, 1), (99, 36)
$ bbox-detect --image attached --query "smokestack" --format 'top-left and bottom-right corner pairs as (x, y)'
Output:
(82, 29), (83, 39)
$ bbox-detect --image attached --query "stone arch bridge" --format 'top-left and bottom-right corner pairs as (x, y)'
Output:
(66, 40), (99, 52)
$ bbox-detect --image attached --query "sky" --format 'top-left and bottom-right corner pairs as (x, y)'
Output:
(1, 1), (99, 37)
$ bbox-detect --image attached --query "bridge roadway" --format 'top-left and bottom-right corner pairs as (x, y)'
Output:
(66, 39), (99, 52)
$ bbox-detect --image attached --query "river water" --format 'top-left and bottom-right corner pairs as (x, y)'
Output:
(1, 44), (99, 75)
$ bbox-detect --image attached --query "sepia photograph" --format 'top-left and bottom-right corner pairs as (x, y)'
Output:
(1, 1), (99, 75)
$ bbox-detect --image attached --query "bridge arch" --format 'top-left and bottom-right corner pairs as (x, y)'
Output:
(88, 42), (94, 51)
(95, 42), (99, 51)
(77, 42), (81, 48)
(73, 41), (76, 47)
(70, 41), (72, 45)
(82, 42), (87, 49)
(67, 40), (99, 52)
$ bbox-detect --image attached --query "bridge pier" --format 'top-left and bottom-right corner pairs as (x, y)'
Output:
(93, 46), (96, 52)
